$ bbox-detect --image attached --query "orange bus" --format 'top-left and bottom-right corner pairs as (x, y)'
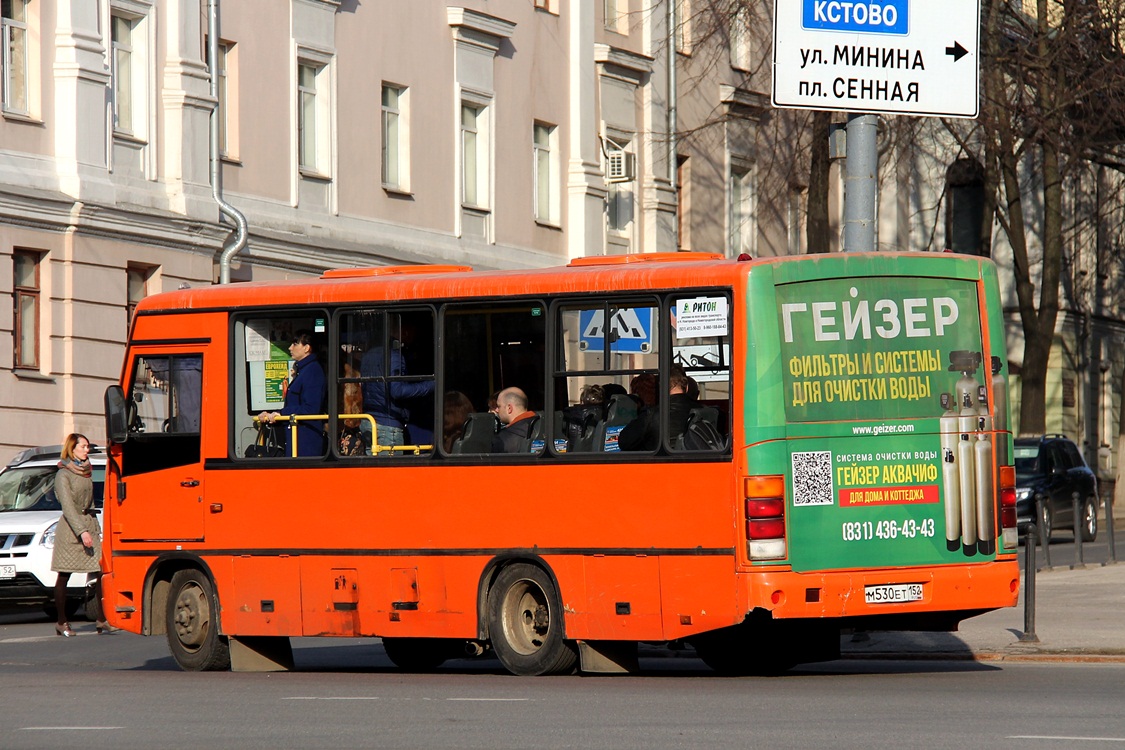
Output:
(101, 252), (1020, 675)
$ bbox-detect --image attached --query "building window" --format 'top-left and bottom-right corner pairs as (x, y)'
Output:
(111, 13), (136, 134)
(730, 6), (751, 71)
(534, 0), (555, 12)
(676, 155), (689, 250)
(126, 264), (153, 325)
(382, 84), (408, 190)
(13, 249), (41, 369)
(1, 0), (28, 115)
(946, 158), (986, 255)
(675, 0), (691, 54)
(461, 102), (489, 209)
(604, 0), (626, 33)
(534, 122), (559, 225)
(788, 186), (804, 255)
(729, 163), (756, 257)
(297, 55), (331, 177)
(215, 41), (230, 155)
(298, 62), (318, 171)
(605, 135), (634, 235)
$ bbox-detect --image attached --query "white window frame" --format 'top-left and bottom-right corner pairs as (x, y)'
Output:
(533, 121), (559, 225)
(604, 0), (626, 33)
(1, 0), (28, 115)
(215, 40), (231, 156)
(382, 83), (409, 191)
(460, 97), (490, 211)
(111, 13), (136, 135)
(730, 6), (751, 72)
(296, 50), (333, 178)
(729, 160), (757, 257)
(675, 0), (691, 55)
(604, 133), (634, 238)
(787, 186), (804, 255)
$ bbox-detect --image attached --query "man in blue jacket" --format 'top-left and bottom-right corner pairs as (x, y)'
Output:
(361, 317), (434, 452)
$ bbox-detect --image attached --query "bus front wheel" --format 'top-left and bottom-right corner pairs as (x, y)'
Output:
(166, 568), (231, 672)
(487, 563), (577, 676)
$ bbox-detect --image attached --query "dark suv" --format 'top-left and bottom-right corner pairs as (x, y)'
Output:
(1014, 435), (1099, 542)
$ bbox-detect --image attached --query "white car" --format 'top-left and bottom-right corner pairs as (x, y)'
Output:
(0, 445), (105, 620)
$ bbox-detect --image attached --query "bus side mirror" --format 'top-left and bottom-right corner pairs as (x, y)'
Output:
(105, 385), (129, 444)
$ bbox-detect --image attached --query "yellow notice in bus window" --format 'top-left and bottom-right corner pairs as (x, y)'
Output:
(675, 297), (728, 339)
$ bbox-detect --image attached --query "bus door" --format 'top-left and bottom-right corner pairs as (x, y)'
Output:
(115, 348), (208, 542)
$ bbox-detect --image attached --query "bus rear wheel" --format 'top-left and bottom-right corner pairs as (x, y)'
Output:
(381, 637), (458, 671)
(166, 569), (230, 672)
(487, 563), (576, 676)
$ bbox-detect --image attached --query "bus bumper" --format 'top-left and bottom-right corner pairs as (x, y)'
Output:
(742, 559), (1021, 629)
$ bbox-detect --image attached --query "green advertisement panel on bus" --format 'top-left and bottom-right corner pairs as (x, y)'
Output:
(774, 274), (1004, 572)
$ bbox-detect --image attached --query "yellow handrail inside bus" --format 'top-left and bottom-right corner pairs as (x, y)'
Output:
(252, 413), (433, 456)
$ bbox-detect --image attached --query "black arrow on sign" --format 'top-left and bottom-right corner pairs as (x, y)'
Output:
(945, 41), (968, 62)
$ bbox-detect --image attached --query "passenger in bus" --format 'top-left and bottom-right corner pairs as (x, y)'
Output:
(442, 391), (475, 453)
(628, 373), (659, 409)
(619, 366), (696, 451)
(360, 319), (435, 450)
(337, 354), (367, 456)
(258, 330), (327, 457)
(491, 387), (538, 453)
(487, 390), (502, 416)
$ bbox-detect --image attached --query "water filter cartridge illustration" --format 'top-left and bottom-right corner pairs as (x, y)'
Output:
(958, 391), (978, 553)
(975, 386), (995, 555)
(940, 392), (962, 552)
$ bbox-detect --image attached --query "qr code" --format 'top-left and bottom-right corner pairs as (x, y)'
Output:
(791, 451), (834, 506)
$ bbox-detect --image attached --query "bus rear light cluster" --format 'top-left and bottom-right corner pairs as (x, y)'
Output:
(745, 476), (787, 560)
(999, 465), (1018, 550)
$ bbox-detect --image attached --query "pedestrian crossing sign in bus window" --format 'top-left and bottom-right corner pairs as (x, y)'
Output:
(579, 307), (654, 353)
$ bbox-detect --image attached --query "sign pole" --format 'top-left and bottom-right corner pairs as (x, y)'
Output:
(843, 113), (878, 253)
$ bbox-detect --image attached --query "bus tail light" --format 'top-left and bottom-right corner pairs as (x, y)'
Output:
(999, 465), (1018, 549)
(745, 476), (786, 560)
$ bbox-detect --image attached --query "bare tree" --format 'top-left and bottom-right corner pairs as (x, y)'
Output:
(969, 0), (1125, 435)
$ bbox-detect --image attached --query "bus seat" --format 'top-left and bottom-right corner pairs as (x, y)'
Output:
(596, 393), (638, 452)
(561, 404), (600, 453)
(677, 406), (724, 451)
(527, 414), (545, 455)
(452, 413), (500, 454)
(552, 410), (568, 453)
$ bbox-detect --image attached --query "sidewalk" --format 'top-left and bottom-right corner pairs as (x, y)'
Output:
(842, 558), (1125, 662)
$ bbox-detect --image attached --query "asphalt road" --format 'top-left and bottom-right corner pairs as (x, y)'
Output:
(2, 612), (1123, 750)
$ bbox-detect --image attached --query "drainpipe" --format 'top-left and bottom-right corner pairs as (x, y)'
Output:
(667, 0), (678, 249)
(208, 0), (248, 284)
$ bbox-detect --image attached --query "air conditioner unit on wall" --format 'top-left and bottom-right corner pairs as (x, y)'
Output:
(605, 150), (635, 183)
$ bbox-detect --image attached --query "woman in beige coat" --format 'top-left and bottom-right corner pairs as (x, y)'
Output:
(51, 433), (103, 637)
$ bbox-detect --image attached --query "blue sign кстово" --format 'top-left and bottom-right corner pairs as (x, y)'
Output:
(802, 0), (909, 35)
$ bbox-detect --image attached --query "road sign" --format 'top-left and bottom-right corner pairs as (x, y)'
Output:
(579, 308), (654, 353)
(772, 0), (981, 118)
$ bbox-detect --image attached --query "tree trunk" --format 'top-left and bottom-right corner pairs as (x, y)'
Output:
(806, 111), (832, 254)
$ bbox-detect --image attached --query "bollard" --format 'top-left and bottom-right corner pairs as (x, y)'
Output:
(1019, 522), (1039, 643)
(1072, 491), (1085, 569)
(1105, 493), (1117, 564)
(1035, 493), (1051, 569)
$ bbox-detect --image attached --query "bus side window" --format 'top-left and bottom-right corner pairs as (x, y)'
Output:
(122, 354), (204, 475)
(232, 314), (330, 460)
(341, 308), (436, 456)
(442, 301), (547, 456)
(668, 293), (732, 453)
(555, 300), (658, 454)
